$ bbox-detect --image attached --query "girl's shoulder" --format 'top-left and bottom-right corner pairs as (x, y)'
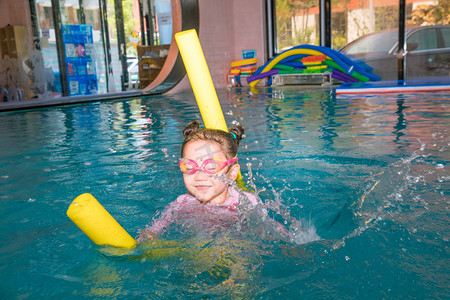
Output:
(174, 193), (197, 204)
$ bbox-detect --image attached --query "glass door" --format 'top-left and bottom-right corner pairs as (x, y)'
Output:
(29, 0), (171, 98)
(30, 0), (62, 96)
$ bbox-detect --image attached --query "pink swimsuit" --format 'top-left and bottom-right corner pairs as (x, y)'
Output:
(144, 187), (258, 236)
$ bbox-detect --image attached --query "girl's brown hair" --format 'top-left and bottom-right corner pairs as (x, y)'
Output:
(181, 120), (245, 159)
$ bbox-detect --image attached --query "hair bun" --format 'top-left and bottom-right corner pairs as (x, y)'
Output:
(229, 124), (245, 145)
(183, 120), (200, 138)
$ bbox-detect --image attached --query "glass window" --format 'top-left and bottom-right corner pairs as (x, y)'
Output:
(331, 10), (346, 49)
(408, 28), (438, 51)
(269, 0), (449, 81)
(332, 0), (400, 50)
(441, 27), (450, 48)
(273, 0), (320, 52)
(343, 31), (398, 54)
(30, 0), (159, 98)
(332, 1), (400, 81)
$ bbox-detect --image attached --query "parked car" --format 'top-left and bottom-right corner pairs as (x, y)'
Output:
(340, 25), (450, 80)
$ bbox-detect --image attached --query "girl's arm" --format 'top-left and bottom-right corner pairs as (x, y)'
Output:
(245, 192), (291, 237)
(137, 228), (157, 242)
(137, 195), (187, 243)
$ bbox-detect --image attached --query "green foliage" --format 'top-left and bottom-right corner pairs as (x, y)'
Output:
(408, 0), (450, 25)
(332, 33), (347, 49)
(122, 0), (138, 54)
(275, 0), (293, 50)
(106, 0), (138, 48)
(375, 6), (398, 31)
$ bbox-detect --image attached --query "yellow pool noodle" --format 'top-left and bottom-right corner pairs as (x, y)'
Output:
(67, 193), (136, 249)
(175, 29), (228, 131)
(175, 29), (247, 183)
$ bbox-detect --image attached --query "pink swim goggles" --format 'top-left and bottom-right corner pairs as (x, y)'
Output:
(179, 157), (238, 175)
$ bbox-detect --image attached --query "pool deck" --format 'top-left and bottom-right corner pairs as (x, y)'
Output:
(0, 91), (145, 112)
(3, 78), (450, 112)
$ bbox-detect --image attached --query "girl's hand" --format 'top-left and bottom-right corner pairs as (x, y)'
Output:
(137, 229), (157, 243)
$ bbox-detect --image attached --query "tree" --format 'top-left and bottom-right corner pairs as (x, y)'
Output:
(408, 0), (450, 26)
(275, 0), (318, 50)
(107, 0), (138, 54)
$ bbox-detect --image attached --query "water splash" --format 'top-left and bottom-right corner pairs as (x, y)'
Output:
(330, 132), (448, 250)
(231, 162), (321, 245)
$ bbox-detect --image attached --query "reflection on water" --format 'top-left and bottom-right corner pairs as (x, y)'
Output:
(0, 87), (448, 298)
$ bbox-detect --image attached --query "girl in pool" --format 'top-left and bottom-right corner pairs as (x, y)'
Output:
(138, 120), (259, 242)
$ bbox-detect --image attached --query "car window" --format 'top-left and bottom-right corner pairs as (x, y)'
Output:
(407, 28), (437, 51)
(343, 31), (398, 54)
(442, 27), (450, 48)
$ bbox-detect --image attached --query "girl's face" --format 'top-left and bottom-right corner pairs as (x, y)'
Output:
(181, 140), (240, 205)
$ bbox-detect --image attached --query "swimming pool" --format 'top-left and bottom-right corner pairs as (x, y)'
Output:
(0, 87), (448, 298)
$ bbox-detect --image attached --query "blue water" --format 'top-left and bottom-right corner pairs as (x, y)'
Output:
(0, 87), (448, 298)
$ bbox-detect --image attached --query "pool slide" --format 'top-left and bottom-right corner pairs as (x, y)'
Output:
(141, 0), (199, 95)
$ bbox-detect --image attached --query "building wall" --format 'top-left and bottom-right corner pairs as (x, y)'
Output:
(170, 0), (267, 92)
(0, 0), (31, 27)
(0, 0), (33, 45)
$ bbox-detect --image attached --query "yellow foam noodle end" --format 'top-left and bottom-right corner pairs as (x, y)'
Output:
(175, 29), (228, 131)
(230, 58), (257, 68)
(307, 65), (327, 70)
(303, 61), (322, 66)
(67, 193), (136, 249)
(229, 69), (241, 75)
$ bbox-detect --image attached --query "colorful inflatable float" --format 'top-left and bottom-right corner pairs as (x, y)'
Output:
(247, 45), (381, 87)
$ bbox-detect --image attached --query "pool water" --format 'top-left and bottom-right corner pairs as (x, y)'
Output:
(0, 87), (448, 298)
